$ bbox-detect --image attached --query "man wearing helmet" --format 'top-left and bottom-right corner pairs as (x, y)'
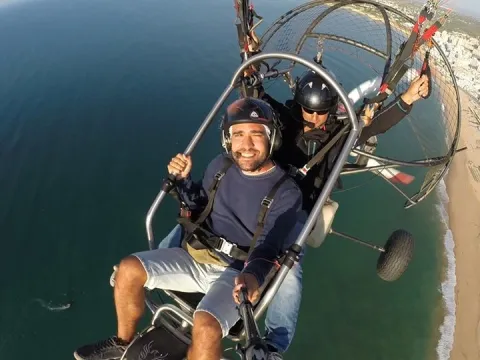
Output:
(261, 71), (429, 211)
(73, 97), (305, 360)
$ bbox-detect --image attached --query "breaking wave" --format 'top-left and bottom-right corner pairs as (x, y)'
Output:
(434, 176), (456, 360)
(32, 298), (72, 312)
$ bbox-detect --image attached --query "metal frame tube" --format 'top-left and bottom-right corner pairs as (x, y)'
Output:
(351, 148), (449, 167)
(236, 68), (293, 88)
(341, 163), (402, 175)
(152, 303), (194, 327)
(227, 52), (361, 334)
(145, 84), (235, 249)
(305, 33), (389, 59)
(251, 114), (359, 325)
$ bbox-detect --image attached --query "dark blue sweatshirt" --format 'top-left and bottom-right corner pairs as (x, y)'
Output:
(176, 154), (305, 287)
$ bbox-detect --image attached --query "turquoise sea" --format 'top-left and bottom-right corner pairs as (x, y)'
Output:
(0, 0), (452, 359)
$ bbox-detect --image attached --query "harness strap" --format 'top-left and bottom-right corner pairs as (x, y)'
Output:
(192, 157), (234, 226)
(178, 217), (249, 260)
(246, 173), (290, 259)
(292, 123), (350, 178)
(167, 186), (192, 218)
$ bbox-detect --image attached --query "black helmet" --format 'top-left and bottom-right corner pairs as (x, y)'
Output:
(294, 71), (339, 114)
(221, 97), (282, 154)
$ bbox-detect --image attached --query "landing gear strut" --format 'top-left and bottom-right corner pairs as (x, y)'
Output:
(330, 228), (414, 281)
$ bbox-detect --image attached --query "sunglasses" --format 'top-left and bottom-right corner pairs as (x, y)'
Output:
(302, 107), (329, 115)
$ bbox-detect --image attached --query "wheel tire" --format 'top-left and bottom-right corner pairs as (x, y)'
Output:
(376, 229), (414, 281)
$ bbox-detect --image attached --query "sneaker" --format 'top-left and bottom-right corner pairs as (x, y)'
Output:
(73, 336), (129, 360)
(268, 352), (283, 360)
(267, 345), (283, 360)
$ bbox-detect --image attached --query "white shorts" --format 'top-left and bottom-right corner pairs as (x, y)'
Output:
(133, 244), (241, 337)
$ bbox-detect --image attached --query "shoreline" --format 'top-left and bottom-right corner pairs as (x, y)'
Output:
(435, 175), (456, 360)
(441, 90), (480, 360)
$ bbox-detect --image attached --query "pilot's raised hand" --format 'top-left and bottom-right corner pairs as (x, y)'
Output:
(233, 273), (260, 304)
(167, 154), (192, 180)
(402, 74), (429, 105)
(360, 103), (380, 127)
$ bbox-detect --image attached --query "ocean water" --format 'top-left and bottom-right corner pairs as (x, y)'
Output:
(0, 0), (452, 359)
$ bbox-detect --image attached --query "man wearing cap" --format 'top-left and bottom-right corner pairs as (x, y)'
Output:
(73, 97), (305, 360)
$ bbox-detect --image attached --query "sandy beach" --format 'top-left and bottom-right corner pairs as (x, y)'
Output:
(447, 90), (480, 360)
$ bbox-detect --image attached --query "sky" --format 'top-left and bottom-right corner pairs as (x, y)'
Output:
(411, 0), (480, 17)
(454, 0), (476, 8)
(452, 0), (480, 15)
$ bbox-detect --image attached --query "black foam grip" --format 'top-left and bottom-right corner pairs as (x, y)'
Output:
(364, 92), (388, 105)
(161, 174), (177, 192)
(420, 62), (432, 99)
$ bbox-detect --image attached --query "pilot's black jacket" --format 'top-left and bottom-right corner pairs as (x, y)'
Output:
(262, 93), (413, 212)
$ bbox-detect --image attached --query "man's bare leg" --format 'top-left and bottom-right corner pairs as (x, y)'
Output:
(187, 311), (223, 360)
(114, 255), (147, 342)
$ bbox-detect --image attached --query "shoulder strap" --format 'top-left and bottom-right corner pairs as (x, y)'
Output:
(193, 156), (234, 225)
(246, 173), (291, 259)
(297, 123), (350, 177)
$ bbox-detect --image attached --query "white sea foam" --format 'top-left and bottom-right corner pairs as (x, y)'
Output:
(434, 175), (457, 360)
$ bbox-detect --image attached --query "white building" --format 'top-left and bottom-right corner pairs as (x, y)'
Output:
(471, 57), (479, 69)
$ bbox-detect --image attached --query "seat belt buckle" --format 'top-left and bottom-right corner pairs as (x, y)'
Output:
(218, 237), (235, 256)
(298, 166), (308, 177)
(214, 171), (226, 181)
(179, 202), (192, 218)
(261, 197), (273, 208)
(180, 207), (191, 218)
